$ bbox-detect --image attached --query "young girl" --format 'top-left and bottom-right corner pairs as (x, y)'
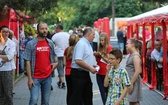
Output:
(94, 32), (112, 105)
(63, 34), (79, 105)
(125, 38), (142, 105)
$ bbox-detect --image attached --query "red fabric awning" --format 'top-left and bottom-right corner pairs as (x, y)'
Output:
(9, 9), (34, 23)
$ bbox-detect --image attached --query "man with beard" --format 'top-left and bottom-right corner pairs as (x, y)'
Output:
(23, 22), (58, 105)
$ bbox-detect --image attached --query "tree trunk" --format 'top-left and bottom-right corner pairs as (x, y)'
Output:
(112, 0), (115, 36)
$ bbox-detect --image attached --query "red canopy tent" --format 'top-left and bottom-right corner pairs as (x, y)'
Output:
(0, 8), (32, 39)
(94, 17), (110, 41)
(127, 5), (168, 99)
(0, 7), (32, 76)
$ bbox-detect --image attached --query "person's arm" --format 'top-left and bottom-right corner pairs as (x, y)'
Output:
(159, 58), (163, 63)
(100, 53), (108, 63)
(101, 45), (112, 62)
(51, 56), (58, 71)
(63, 48), (68, 66)
(50, 40), (58, 71)
(63, 56), (66, 66)
(93, 51), (100, 57)
(23, 41), (34, 89)
(75, 60), (97, 74)
(0, 43), (16, 62)
(0, 55), (10, 61)
(100, 46), (113, 63)
(115, 86), (129, 105)
(129, 56), (142, 93)
(25, 60), (34, 90)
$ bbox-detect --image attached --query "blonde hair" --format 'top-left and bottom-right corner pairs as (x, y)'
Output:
(147, 40), (152, 49)
(66, 34), (79, 59)
(98, 32), (109, 55)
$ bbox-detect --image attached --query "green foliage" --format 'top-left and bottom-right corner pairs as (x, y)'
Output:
(46, 0), (113, 30)
(0, 0), (58, 18)
(115, 0), (155, 17)
(24, 23), (36, 38)
(40, 0), (160, 30)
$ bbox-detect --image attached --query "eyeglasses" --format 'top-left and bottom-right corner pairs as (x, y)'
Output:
(108, 58), (116, 61)
(2, 31), (9, 34)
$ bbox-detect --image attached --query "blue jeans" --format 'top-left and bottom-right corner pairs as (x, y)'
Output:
(29, 76), (52, 105)
(19, 50), (24, 73)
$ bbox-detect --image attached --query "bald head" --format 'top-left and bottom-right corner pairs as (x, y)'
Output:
(83, 27), (95, 42)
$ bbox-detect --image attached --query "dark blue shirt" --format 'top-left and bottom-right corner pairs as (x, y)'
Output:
(117, 31), (124, 43)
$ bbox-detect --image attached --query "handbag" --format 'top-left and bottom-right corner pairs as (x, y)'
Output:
(0, 46), (7, 67)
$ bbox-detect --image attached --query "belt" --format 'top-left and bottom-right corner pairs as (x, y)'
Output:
(72, 68), (88, 72)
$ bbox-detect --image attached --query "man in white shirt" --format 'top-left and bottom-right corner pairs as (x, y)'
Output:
(52, 24), (69, 89)
(92, 29), (99, 51)
(151, 39), (162, 68)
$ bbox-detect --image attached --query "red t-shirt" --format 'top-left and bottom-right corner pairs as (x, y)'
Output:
(34, 40), (51, 78)
(97, 45), (112, 75)
(64, 47), (72, 75)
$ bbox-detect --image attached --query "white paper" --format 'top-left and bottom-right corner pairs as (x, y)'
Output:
(100, 58), (107, 64)
(95, 65), (100, 72)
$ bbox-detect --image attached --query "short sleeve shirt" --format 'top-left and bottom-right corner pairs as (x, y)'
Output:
(106, 65), (131, 105)
(71, 37), (94, 71)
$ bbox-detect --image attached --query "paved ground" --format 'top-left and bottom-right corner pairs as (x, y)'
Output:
(13, 59), (168, 105)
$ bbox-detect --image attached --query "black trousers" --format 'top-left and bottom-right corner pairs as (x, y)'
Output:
(69, 68), (93, 105)
(65, 75), (72, 105)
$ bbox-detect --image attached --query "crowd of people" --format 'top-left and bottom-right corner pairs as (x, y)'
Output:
(0, 23), (144, 105)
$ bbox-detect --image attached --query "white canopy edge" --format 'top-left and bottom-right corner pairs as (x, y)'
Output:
(128, 5), (168, 21)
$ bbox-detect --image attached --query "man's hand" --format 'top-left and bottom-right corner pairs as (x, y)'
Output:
(90, 66), (97, 74)
(28, 78), (35, 90)
(159, 58), (163, 63)
(51, 62), (58, 71)
(93, 51), (100, 57)
(106, 63), (112, 73)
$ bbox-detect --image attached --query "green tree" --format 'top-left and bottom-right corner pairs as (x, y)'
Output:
(0, 0), (58, 18)
(52, 0), (112, 29)
(114, 0), (160, 17)
(30, 0), (167, 30)
(24, 23), (36, 38)
(142, 0), (168, 7)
